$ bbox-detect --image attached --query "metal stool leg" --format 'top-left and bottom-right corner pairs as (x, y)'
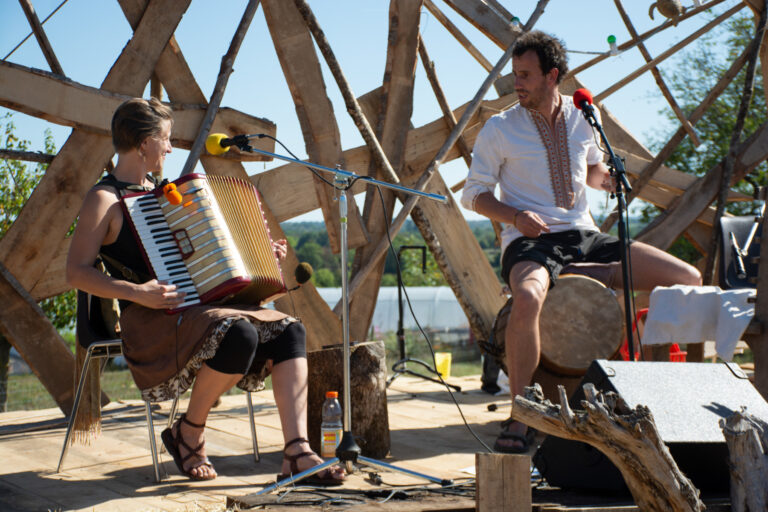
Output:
(159, 397), (180, 455)
(145, 400), (164, 482)
(56, 346), (96, 473)
(246, 392), (260, 462)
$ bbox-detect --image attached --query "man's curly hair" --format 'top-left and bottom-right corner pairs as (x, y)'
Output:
(512, 31), (568, 84)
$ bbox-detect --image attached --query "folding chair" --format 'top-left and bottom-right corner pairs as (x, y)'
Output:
(56, 291), (262, 482)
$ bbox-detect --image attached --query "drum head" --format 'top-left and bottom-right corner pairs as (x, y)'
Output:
(539, 274), (623, 375)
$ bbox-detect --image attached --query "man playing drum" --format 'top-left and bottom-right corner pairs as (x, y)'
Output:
(460, 30), (702, 453)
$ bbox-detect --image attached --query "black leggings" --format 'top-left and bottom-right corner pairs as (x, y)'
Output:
(205, 320), (306, 375)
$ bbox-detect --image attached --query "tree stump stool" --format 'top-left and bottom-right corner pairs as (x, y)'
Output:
(307, 340), (390, 458)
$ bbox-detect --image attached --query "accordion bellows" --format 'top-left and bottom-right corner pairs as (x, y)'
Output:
(121, 173), (286, 312)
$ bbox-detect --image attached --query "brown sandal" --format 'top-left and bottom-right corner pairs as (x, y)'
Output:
(276, 437), (345, 486)
(161, 413), (216, 481)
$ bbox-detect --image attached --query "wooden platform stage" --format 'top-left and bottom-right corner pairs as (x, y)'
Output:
(0, 373), (736, 511)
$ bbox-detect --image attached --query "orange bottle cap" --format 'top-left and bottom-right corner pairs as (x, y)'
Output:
(326, 391), (338, 398)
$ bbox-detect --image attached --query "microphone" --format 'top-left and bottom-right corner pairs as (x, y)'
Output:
(288, 262), (314, 291)
(573, 88), (596, 119)
(205, 133), (266, 155)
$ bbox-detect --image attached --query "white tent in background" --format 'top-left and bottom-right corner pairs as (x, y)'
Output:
(316, 287), (469, 333)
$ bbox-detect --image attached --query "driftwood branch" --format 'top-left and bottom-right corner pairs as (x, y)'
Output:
(524, 0), (550, 32)
(720, 408), (768, 512)
(179, 0), (260, 177)
(513, 384), (704, 512)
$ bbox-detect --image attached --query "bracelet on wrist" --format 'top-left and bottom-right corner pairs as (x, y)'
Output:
(513, 209), (522, 227)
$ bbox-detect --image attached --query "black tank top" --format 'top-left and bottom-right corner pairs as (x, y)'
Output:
(96, 174), (155, 309)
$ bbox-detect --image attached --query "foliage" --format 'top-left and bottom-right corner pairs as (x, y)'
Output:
(282, 220), (501, 287)
(0, 113), (75, 330)
(643, 10), (768, 261)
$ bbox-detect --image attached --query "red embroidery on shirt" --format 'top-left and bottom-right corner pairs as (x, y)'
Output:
(529, 109), (574, 209)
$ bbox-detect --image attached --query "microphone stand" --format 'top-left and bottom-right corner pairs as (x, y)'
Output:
(386, 245), (462, 392)
(230, 139), (454, 493)
(579, 105), (637, 361)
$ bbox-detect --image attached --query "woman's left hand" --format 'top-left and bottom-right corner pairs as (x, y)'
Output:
(272, 239), (288, 260)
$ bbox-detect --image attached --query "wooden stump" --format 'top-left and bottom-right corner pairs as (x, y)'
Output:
(307, 341), (390, 458)
(720, 408), (768, 512)
(476, 453), (531, 512)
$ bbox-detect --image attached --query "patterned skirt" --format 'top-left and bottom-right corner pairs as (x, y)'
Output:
(119, 303), (298, 402)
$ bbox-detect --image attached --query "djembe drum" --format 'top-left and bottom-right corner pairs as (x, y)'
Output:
(486, 274), (623, 376)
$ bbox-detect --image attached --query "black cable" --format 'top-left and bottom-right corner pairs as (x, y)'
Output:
(375, 186), (494, 454)
(257, 134), (362, 191)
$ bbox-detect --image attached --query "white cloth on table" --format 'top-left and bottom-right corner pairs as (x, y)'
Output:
(642, 285), (754, 361)
(459, 95), (603, 255)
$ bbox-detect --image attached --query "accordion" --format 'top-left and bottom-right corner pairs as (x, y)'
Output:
(121, 173), (286, 313)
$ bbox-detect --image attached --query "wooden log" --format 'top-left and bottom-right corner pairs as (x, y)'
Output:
(720, 408), (768, 512)
(261, 0), (367, 253)
(0, 148), (53, 164)
(441, 0), (521, 49)
(476, 453), (531, 512)
(613, 0), (701, 147)
(0, 60), (276, 160)
(638, 121), (768, 250)
(523, 0), (550, 31)
(347, 0), (423, 343)
(0, 262), (75, 415)
(179, 0), (260, 177)
(513, 384), (705, 512)
(745, 213), (768, 400)
(306, 341), (390, 458)
(17, 0), (64, 75)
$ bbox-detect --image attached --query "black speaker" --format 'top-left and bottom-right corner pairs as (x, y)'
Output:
(533, 360), (768, 493)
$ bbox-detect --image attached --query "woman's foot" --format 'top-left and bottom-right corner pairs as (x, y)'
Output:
(493, 418), (535, 453)
(277, 438), (345, 486)
(161, 414), (217, 481)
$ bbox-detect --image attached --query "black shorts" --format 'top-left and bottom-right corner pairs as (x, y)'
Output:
(501, 230), (626, 286)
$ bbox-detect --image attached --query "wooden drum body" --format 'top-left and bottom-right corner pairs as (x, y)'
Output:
(488, 274), (623, 376)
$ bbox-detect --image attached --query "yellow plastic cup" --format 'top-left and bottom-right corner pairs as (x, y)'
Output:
(434, 352), (452, 378)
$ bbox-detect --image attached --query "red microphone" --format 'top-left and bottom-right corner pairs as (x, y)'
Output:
(573, 88), (593, 111)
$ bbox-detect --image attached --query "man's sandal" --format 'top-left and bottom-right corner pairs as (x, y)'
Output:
(493, 417), (537, 454)
(161, 413), (216, 481)
(276, 437), (346, 486)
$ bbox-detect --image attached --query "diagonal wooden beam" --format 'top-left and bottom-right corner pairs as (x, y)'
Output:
(613, 0), (701, 147)
(261, 0), (367, 253)
(346, 0), (423, 343)
(17, 0), (63, 75)
(0, 261), (75, 414)
(423, 0), (493, 72)
(441, 0), (521, 49)
(637, 121), (768, 250)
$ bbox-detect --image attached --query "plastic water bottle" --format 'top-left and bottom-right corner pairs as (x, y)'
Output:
(320, 391), (342, 457)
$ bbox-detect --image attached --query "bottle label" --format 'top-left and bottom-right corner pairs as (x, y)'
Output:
(320, 427), (342, 457)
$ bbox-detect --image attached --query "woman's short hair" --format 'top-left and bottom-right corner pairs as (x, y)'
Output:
(512, 30), (568, 84)
(111, 98), (173, 152)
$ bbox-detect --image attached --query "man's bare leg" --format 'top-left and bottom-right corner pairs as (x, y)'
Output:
(499, 261), (550, 450)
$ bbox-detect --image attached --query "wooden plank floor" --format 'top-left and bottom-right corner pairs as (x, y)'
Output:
(0, 375), (509, 511)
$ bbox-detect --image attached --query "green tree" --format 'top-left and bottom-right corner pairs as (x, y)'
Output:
(645, 11), (767, 262)
(0, 113), (75, 330)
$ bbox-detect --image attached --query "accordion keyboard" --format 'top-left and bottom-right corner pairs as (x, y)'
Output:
(123, 193), (201, 310)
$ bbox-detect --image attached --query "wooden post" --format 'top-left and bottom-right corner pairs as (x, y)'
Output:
(476, 453), (531, 512)
(17, 0), (64, 75)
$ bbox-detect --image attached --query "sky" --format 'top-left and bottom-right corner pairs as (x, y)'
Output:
(0, 0), (748, 224)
